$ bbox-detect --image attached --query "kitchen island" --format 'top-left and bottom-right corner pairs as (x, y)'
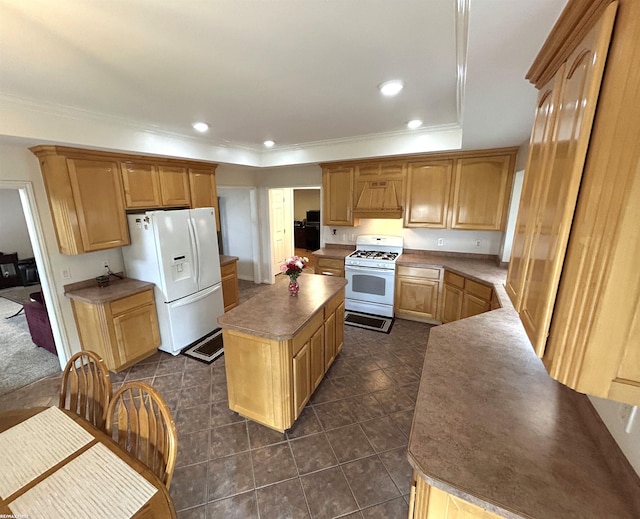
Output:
(217, 273), (347, 432)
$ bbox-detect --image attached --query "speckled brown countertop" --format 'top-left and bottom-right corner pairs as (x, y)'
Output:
(311, 246), (354, 260)
(217, 273), (347, 341)
(219, 254), (239, 266)
(409, 290), (640, 516)
(64, 278), (155, 304)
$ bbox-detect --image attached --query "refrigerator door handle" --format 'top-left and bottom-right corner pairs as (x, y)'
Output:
(187, 217), (200, 288)
(170, 283), (222, 308)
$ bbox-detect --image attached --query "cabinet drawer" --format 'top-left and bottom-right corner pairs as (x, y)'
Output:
(464, 279), (492, 301)
(221, 261), (237, 278)
(317, 258), (344, 269)
(110, 289), (154, 316)
(444, 271), (465, 289)
(397, 266), (441, 280)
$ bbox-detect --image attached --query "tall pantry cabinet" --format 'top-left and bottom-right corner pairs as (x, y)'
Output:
(507, 0), (640, 406)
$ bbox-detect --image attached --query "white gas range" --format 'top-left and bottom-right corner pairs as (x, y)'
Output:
(344, 235), (403, 317)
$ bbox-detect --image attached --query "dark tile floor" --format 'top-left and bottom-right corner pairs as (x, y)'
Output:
(0, 278), (433, 519)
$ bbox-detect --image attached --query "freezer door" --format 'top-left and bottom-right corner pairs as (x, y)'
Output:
(190, 207), (222, 290)
(163, 283), (225, 354)
(153, 210), (199, 302)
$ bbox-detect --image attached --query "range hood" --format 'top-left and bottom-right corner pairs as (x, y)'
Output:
(352, 179), (403, 219)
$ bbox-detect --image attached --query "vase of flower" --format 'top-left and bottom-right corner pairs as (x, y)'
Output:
(280, 256), (309, 296)
(288, 277), (300, 296)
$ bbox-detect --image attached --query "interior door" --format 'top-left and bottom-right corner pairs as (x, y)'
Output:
(270, 188), (293, 276)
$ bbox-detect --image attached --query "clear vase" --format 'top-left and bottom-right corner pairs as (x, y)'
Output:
(288, 278), (300, 296)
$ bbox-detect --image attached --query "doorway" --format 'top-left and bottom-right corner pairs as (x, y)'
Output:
(269, 188), (293, 278)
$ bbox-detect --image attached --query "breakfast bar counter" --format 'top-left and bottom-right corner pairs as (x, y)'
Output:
(218, 274), (347, 432)
(408, 305), (640, 518)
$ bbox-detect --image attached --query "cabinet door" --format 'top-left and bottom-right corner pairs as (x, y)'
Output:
(221, 262), (239, 312)
(441, 284), (463, 324)
(324, 312), (336, 371)
(310, 326), (325, 391)
(395, 276), (440, 322)
(292, 341), (311, 417)
(404, 160), (453, 228)
(159, 165), (191, 206)
(322, 166), (356, 226)
(189, 168), (220, 231)
(335, 301), (345, 355)
(519, 9), (616, 357)
(121, 162), (161, 208)
(450, 155), (513, 230)
(505, 78), (563, 309)
(461, 293), (491, 320)
(112, 303), (161, 365)
(67, 158), (130, 252)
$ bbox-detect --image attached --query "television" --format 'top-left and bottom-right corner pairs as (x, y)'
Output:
(306, 210), (320, 224)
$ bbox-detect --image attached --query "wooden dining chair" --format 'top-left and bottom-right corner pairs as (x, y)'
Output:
(106, 381), (178, 489)
(59, 350), (112, 431)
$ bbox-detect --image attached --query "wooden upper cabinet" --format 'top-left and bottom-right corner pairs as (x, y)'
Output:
(450, 154), (515, 231)
(518, 6), (616, 358)
(505, 78), (563, 310)
(189, 167), (220, 231)
(121, 161), (162, 208)
(353, 162), (404, 218)
(322, 166), (357, 226)
(30, 146), (130, 255)
(404, 160), (453, 228)
(158, 165), (190, 207)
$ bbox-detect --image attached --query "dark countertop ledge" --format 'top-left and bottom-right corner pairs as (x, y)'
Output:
(409, 297), (640, 518)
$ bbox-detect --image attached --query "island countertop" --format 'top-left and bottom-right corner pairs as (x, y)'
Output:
(217, 273), (347, 341)
(409, 305), (640, 519)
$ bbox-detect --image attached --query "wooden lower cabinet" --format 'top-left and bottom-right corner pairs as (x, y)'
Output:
(441, 271), (493, 323)
(70, 289), (160, 371)
(221, 260), (240, 312)
(315, 257), (345, 277)
(394, 266), (443, 323)
(409, 472), (503, 519)
(224, 291), (345, 432)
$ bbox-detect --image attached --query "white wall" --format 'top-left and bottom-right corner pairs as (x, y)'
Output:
(217, 187), (256, 281)
(500, 169), (525, 263)
(323, 219), (503, 255)
(0, 189), (33, 259)
(293, 189), (321, 221)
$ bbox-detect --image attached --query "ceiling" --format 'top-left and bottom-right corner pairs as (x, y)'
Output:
(0, 0), (566, 167)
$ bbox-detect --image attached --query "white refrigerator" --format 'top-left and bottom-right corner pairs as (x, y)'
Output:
(122, 208), (225, 355)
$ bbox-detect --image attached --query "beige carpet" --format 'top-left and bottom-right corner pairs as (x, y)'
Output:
(0, 297), (61, 396)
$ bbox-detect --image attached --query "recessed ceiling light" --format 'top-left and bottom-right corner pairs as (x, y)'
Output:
(192, 122), (209, 132)
(264, 140), (275, 148)
(407, 119), (423, 129)
(378, 80), (404, 97)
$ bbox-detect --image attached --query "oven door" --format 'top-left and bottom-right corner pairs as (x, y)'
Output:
(345, 265), (396, 312)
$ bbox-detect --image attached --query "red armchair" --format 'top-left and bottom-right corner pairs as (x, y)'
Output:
(23, 291), (57, 356)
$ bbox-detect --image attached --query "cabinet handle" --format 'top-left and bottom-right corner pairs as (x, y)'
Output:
(321, 271), (335, 276)
(408, 480), (417, 518)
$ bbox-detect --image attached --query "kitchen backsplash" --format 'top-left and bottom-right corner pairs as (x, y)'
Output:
(322, 219), (503, 255)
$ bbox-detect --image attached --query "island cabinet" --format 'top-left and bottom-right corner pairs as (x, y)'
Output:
(506, 0), (640, 405)
(66, 281), (160, 372)
(30, 147), (130, 255)
(394, 266), (443, 323)
(218, 275), (347, 432)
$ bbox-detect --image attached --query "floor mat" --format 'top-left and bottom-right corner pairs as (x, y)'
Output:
(344, 311), (394, 334)
(181, 329), (224, 365)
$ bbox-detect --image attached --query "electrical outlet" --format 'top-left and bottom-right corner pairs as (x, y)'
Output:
(619, 403), (633, 424)
(437, 238), (444, 247)
(475, 240), (481, 248)
(103, 260), (110, 273)
(61, 267), (71, 279)
(332, 229), (337, 236)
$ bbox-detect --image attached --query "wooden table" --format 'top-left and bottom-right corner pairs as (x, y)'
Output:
(0, 407), (176, 518)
